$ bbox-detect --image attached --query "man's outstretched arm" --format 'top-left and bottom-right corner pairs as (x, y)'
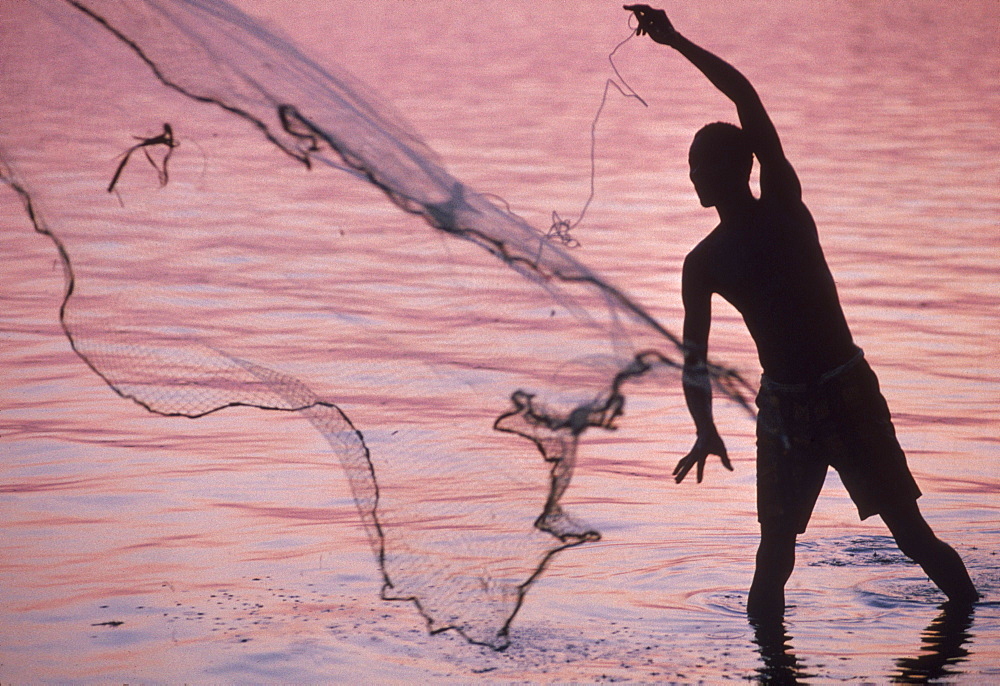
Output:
(624, 5), (800, 199)
(675, 249), (731, 484)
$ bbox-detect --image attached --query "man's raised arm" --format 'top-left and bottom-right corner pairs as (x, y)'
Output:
(624, 5), (800, 199)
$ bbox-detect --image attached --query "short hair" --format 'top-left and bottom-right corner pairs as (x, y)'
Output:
(690, 122), (753, 177)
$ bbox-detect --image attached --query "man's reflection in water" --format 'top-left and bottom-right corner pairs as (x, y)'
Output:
(750, 616), (811, 684)
(893, 602), (975, 683)
(750, 602), (975, 684)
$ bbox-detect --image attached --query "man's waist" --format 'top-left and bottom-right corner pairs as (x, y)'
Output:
(760, 346), (865, 394)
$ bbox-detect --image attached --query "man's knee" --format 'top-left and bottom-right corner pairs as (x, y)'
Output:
(757, 520), (798, 571)
(879, 500), (937, 557)
(759, 517), (799, 543)
(879, 498), (925, 529)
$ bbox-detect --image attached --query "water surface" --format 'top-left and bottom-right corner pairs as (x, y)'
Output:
(2, 0), (998, 682)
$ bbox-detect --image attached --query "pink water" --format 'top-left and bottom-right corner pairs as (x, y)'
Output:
(2, 0), (999, 682)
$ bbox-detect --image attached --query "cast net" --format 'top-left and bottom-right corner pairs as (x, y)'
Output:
(0, 0), (752, 648)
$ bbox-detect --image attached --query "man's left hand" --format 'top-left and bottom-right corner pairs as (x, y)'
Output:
(674, 430), (732, 483)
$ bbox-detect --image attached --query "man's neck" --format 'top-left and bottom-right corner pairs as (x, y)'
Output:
(715, 190), (757, 225)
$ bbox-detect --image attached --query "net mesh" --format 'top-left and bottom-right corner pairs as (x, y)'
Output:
(1, 0), (752, 648)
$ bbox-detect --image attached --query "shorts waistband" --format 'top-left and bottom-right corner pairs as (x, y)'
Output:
(760, 347), (865, 394)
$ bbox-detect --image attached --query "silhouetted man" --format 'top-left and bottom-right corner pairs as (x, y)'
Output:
(624, 4), (978, 618)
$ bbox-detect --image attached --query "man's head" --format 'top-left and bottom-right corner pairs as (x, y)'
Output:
(688, 122), (753, 207)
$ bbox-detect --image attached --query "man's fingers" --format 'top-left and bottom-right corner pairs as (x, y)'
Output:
(673, 456), (694, 483)
(624, 4), (654, 30)
(674, 449), (706, 484)
(672, 456), (688, 477)
(674, 445), (732, 484)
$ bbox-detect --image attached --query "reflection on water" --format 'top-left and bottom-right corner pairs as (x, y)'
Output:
(750, 604), (978, 685)
(2, 0), (999, 682)
(893, 603), (976, 684)
(751, 617), (812, 684)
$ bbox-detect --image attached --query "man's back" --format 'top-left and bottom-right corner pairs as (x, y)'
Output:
(684, 192), (857, 384)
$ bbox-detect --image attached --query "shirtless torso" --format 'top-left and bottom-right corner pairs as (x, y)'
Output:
(684, 189), (857, 384)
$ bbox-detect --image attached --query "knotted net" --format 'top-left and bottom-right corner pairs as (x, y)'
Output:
(0, 0), (752, 648)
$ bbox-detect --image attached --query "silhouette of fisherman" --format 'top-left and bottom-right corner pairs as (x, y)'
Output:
(624, 5), (978, 618)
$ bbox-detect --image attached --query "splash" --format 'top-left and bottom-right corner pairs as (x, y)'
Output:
(0, 0), (752, 649)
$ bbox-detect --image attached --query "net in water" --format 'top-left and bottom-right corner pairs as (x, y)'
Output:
(0, 0), (752, 649)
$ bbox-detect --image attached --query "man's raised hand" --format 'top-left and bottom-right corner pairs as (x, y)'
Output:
(623, 5), (678, 45)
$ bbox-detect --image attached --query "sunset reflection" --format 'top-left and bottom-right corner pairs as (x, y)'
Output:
(2, 0), (997, 682)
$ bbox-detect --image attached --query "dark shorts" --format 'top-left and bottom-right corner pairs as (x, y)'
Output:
(756, 349), (922, 533)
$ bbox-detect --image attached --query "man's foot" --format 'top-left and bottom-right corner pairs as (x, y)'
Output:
(746, 591), (786, 622)
(943, 587), (980, 609)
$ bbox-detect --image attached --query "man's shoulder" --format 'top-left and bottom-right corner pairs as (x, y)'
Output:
(686, 226), (723, 257)
(683, 231), (723, 290)
(684, 225), (729, 268)
(757, 192), (814, 226)
(683, 237), (709, 271)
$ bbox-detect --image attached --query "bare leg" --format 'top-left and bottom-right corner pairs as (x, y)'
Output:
(879, 499), (979, 605)
(748, 519), (798, 619)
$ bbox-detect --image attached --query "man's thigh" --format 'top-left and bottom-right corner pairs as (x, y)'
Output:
(756, 428), (828, 534)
